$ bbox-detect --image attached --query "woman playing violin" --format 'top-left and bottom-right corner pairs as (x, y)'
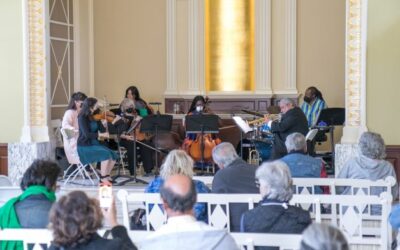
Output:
(77, 97), (118, 185)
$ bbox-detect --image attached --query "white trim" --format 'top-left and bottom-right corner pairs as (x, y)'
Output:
(49, 20), (73, 27)
(51, 104), (69, 108)
(360, 0), (368, 129)
(273, 90), (299, 96)
(198, 0), (205, 93)
(73, 0), (81, 92)
(44, 0), (51, 137)
(21, 0), (31, 142)
(188, 0), (199, 92)
(50, 37), (74, 43)
(255, 0), (272, 93)
(283, 0), (297, 92)
(165, 0), (178, 95)
(88, 0), (95, 96)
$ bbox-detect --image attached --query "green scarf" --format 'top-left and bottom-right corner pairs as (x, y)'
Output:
(0, 185), (56, 250)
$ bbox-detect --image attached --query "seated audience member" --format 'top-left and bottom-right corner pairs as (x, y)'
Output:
(211, 142), (258, 231)
(389, 205), (400, 248)
(240, 161), (311, 250)
(145, 150), (210, 222)
(141, 175), (238, 250)
(300, 223), (349, 250)
(0, 160), (60, 249)
(281, 133), (327, 178)
(337, 132), (398, 200)
(48, 191), (136, 250)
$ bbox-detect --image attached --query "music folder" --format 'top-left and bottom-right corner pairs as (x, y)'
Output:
(232, 116), (253, 134)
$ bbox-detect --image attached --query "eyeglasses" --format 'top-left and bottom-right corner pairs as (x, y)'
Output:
(255, 180), (260, 188)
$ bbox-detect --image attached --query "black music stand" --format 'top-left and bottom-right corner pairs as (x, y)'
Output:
(140, 114), (173, 175)
(185, 114), (219, 173)
(314, 108), (345, 173)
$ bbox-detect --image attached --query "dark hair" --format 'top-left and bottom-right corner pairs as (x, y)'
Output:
(187, 95), (206, 114)
(50, 191), (103, 248)
(160, 179), (197, 213)
(20, 160), (61, 191)
(67, 92), (87, 110)
(125, 86), (142, 101)
(307, 86), (324, 102)
(79, 97), (98, 118)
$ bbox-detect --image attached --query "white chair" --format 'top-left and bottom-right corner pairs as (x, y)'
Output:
(0, 229), (52, 250)
(60, 128), (100, 186)
(0, 175), (12, 186)
(231, 233), (302, 250)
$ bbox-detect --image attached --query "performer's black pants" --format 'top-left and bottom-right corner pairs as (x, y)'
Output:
(120, 139), (154, 175)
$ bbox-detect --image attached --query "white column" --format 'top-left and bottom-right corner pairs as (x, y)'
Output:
(255, 0), (272, 95)
(165, 0), (178, 96)
(187, 0), (201, 95)
(277, 0), (297, 95)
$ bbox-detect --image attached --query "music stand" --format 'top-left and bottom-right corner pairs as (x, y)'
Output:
(140, 114), (173, 175)
(185, 114), (219, 173)
(315, 108), (345, 173)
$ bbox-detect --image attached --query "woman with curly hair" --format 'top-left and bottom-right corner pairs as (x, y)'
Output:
(48, 191), (136, 250)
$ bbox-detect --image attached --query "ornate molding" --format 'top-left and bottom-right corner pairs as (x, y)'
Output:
(255, 0), (272, 94)
(341, 0), (368, 143)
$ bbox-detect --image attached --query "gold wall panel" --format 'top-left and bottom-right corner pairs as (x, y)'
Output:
(205, 0), (255, 92)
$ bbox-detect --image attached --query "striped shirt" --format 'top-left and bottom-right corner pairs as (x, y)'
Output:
(301, 98), (327, 127)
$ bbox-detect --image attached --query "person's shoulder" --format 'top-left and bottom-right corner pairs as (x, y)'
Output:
(145, 177), (163, 193)
(194, 179), (211, 193)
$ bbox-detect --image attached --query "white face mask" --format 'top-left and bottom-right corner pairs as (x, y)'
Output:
(196, 106), (204, 112)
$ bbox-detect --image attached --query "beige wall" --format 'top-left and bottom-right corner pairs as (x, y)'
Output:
(367, 0), (400, 145)
(93, 0), (166, 109)
(0, 0), (24, 142)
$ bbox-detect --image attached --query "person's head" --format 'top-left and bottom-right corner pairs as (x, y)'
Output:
(120, 98), (135, 114)
(279, 98), (295, 114)
(300, 223), (349, 250)
(212, 142), (239, 169)
(256, 160), (293, 201)
(80, 97), (98, 117)
(49, 191), (103, 248)
(67, 92), (87, 111)
(285, 132), (307, 153)
(125, 86), (141, 101)
(160, 174), (197, 217)
(20, 160), (61, 191)
(358, 131), (386, 160)
(188, 95), (206, 113)
(160, 150), (194, 179)
(304, 86), (324, 104)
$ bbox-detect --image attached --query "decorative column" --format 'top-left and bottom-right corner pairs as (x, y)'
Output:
(8, 0), (52, 185)
(165, 0), (178, 96)
(335, 0), (368, 175)
(254, 0), (272, 95)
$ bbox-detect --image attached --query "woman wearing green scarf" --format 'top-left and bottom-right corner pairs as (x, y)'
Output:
(0, 160), (60, 250)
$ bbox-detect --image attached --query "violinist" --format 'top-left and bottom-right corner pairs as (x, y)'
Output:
(119, 98), (155, 177)
(125, 86), (154, 117)
(77, 97), (118, 185)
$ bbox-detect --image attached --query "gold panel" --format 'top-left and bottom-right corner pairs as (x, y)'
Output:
(205, 0), (255, 92)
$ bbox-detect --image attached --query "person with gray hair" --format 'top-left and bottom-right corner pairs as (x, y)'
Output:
(240, 161), (311, 249)
(337, 131), (398, 204)
(211, 142), (258, 231)
(264, 98), (309, 159)
(300, 223), (349, 250)
(281, 133), (327, 190)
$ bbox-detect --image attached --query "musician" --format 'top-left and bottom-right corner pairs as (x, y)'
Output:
(301, 86), (327, 127)
(125, 85), (154, 117)
(119, 98), (155, 176)
(264, 98), (308, 160)
(62, 92), (87, 164)
(77, 98), (118, 185)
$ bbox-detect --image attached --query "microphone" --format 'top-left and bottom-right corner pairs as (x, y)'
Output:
(149, 102), (162, 105)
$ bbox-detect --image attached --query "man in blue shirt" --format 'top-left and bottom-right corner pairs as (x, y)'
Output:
(301, 86), (327, 127)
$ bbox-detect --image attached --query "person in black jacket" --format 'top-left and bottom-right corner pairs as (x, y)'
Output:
(264, 98), (308, 159)
(49, 190), (137, 250)
(211, 142), (258, 232)
(240, 160), (311, 250)
(77, 98), (118, 185)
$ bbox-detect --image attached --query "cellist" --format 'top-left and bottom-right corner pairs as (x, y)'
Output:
(183, 95), (221, 165)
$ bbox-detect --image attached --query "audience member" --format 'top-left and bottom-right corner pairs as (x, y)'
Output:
(48, 190), (136, 250)
(300, 223), (349, 250)
(281, 133), (327, 179)
(211, 142), (258, 231)
(337, 132), (398, 200)
(240, 161), (311, 249)
(145, 150), (210, 222)
(0, 160), (60, 249)
(141, 175), (238, 250)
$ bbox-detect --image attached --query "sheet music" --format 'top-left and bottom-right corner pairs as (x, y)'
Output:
(232, 116), (254, 133)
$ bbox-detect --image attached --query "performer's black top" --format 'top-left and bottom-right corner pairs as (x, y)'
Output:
(270, 107), (309, 159)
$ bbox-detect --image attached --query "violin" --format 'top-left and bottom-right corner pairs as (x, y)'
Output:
(93, 110), (117, 123)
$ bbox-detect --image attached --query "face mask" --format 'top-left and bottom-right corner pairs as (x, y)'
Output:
(196, 106), (204, 112)
(303, 96), (312, 104)
(126, 108), (134, 114)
